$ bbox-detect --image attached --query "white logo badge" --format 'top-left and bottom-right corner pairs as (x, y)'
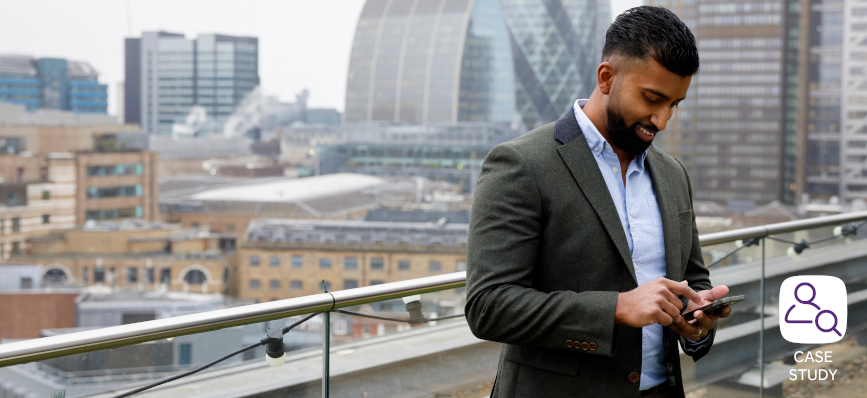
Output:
(780, 276), (847, 344)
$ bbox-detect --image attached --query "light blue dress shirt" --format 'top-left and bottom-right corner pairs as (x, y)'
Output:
(573, 100), (705, 390)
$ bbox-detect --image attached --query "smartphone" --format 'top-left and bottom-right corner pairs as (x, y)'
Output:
(681, 295), (745, 322)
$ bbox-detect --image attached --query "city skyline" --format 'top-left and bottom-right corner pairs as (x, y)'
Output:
(0, 0), (640, 116)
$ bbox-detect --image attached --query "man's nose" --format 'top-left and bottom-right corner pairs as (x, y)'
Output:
(650, 108), (672, 131)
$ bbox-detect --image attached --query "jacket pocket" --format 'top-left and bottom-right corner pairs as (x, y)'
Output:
(503, 344), (580, 376)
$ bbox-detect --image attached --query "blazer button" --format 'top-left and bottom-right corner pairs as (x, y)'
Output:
(628, 372), (640, 383)
(580, 342), (589, 350)
(565, 340), (573, 348)
(589, 342), (597, 351)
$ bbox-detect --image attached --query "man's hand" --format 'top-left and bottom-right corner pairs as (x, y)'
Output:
(669, 282), (732, 341)
(615, 277), (703, 327)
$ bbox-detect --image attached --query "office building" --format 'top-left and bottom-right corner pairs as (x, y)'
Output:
(12, 221), (238, 295)
(344, 0), (609, 130)
(0, 153), (77, 259)
(125, 32), (260, 136)
(799, 0), (843, 202)
(0, 54), (108, 114)
(648, 0), (801, 205)
(0, 102), (137, 154)
(160, 173), (399, 234)
(74, 149), (159, 225)
(239, 218), (468, 303)
(840, 1), (867, 202)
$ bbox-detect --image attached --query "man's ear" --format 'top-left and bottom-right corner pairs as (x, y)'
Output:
(597, 62), (616, 95)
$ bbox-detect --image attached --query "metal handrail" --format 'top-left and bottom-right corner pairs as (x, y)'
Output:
(1, 210), (867, 368)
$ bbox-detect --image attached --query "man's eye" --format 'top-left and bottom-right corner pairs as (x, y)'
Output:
(644, 95), (659, 103)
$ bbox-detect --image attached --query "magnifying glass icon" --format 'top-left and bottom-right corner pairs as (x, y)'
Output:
(795, 282), (822, 311)
(816, 310), (842, 336)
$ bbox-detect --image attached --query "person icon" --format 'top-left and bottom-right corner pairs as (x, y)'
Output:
(784, 282), (842, 336)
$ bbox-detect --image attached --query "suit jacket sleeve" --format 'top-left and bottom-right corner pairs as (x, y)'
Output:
(464, 143), (620, 357)
(674, 157), (716, 362)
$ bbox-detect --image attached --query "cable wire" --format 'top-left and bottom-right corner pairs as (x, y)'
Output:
(112, 312), (320, 398)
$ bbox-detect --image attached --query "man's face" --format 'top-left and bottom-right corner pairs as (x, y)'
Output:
(605, 58), (692, 156)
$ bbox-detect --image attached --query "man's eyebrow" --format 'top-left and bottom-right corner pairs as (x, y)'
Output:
(644, 88), (686, 102)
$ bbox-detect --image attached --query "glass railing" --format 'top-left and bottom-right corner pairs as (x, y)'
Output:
(3, 212), (867, 397)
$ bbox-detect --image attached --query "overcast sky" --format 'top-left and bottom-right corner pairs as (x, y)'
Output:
(0, 0), (642, 115)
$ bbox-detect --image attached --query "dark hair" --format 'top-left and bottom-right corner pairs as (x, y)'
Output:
(603, 6), (699, 76)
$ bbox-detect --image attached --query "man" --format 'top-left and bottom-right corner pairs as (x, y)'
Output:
(465, 6), (732, 398)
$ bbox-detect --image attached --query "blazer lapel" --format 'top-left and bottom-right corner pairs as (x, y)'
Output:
(554, 110), (637, 286)
(646, 147), (682, 281)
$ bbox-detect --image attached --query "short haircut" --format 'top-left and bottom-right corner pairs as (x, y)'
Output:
(603, 6), (699, 77)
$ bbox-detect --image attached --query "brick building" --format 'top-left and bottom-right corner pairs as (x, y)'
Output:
(0, 153), (77, 259)
(12, 221), (237, 295)
(75, 150), (159, 225)
(239, 219), (468, 303)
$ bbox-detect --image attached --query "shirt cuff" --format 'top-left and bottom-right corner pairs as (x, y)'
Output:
(684, 333), (710, 346)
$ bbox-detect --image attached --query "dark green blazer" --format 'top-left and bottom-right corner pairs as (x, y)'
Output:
(465, 110), (715, 398)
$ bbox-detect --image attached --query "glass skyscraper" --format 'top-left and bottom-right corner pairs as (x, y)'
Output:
(801, 0), (843, 202)
(0, 55), (107, 114)
(344, 0), (609, 130)
(648, 0), (800, 205)
(125, 32), (259, 135)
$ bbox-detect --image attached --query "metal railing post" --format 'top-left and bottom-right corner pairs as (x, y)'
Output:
(322, 311), (330, 398)
(759, 237), (765, 398)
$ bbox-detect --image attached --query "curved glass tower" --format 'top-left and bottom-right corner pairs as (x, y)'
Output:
(345, 0), (609, 129)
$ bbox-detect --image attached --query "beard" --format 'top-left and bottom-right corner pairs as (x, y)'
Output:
(605, 94), (656, 156)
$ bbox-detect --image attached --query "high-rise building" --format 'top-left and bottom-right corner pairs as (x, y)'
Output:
(0, 55), (108, 114)
(125, 32), (260, 135)
(799, 0), (843, 202)
(344, 0), (609, 130)
(648, 0), (801, 205)
(840, 0), (867, 202)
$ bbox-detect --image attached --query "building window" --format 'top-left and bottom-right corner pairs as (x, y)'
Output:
(127, 267), (138, 283)
(45, 269), (67, 285)
(160, 268), (171, 284)
(290, 280), (303, 290)
(20, 277), (33, 289)
(344, 257), (358, 270)
(179, 343), (192, 367)
(456, 261), (467, 272)
(42, 190), (50, 200)
(270, 256), (280, 267)
(250, 279), (261, 290)
(11, 217), (20, 233)
(291, 255), (303, 268)
(344, 280), (358, 289)
(319, 281), (332, 291)
(191, 222), (200, 228)
(11, 242), (20, 255)
(85, 185), (142, 199)
(83, 266), (89, 283)
(40, 167), (48, 182)
(146, 268), (154, 284)
(0, 218), (4, 234)
(370, 280), (384, 286)
(86, 163), (143, 177)
(250, 255), (260, 266)
(398, 260), (410, 271)
(42, 214), (50, 224)
(370, 258), (384, 270)
(319, 258), (332, 268)
(429, 261), (442, 272)
(270, 279), (280, 290)
(95, 266), (105, 283)
(86, 207), (139, 221)
(185, 270), (206, 284)
(226, 224), (235, 232)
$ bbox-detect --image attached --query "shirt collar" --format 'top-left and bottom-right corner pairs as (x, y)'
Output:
(572, 99), (648, 170)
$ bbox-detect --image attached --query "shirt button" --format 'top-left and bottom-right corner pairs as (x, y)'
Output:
(612, 167), (617, 173)
(629, 216), (634, 222)
(594, 146), (599, 151)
